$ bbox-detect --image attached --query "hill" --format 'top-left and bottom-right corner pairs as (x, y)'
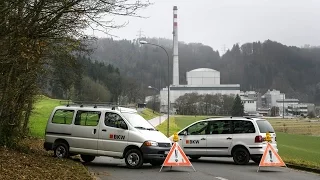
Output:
(90, 38), (320, 104)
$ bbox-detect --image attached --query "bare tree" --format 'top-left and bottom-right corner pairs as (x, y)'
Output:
(0, 0), (150, 146)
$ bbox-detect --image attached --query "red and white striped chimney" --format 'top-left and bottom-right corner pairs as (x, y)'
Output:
(172, 6), (179, 86)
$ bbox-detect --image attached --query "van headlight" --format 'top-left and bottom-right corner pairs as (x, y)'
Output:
(143, 141), (158, 146)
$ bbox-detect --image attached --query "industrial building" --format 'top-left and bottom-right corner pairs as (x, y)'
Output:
(287, 104), (315, 116)
(239, 91), (258, 114)
(159, 68), (241, 113)
(158, 6), (240, 113)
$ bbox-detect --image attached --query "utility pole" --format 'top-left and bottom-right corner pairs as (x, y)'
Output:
(282, 93), (284, 118)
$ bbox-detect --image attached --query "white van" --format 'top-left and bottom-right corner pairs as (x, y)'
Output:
(169, 117), (277, 165)
(43, 105), (172, 169)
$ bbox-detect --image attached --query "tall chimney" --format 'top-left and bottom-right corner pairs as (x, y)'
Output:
(172, 6), (179, 86)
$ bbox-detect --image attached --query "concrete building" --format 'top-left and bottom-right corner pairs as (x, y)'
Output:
(159, 68), (240, 113)
(276, 99), (299, 116)
(288, 103), (315, 116)
(241, 97), (257, 113)
(263, 89), (285, 108)
(239, 91), (258, 113)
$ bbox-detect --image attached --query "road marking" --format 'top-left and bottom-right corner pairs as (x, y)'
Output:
(215, 177), (228, 180)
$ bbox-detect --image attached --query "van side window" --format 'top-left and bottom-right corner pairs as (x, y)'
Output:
(52, 109), (74, 124)
(187, 121), (209, 135)
(208, 120), (231, 134)
(232, 120), (255, 133)
(104, 112), (125, 128)
(74, 110), (100, 126)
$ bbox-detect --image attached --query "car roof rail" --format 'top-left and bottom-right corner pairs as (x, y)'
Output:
(59, 100), (137, 111)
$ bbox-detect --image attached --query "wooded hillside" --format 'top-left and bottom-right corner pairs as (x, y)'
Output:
(90, 38), (320, 104)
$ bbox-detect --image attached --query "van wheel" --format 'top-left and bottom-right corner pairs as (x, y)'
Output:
(232, 147), (250, 165)
(125, 149), (143, 169)
(54, 143), (69, 159)
(81, 155), (95, 163)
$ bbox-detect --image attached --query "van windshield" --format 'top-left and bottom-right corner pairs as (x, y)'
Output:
(121, 112), (156, 130)
(256, 120), (275, 133)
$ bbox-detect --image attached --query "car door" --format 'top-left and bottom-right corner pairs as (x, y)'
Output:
(179, 121), (209, 156)
(98, 112), (129, 157)
(70, 110), (100, 154)
(206, 120), (233, 156)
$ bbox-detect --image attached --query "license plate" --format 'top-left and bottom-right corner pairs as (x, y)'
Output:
(164, 151), (169, 154)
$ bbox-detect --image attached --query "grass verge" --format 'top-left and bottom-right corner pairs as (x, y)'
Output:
(29, 95), (62, 138)
(138, 108), (161, 120)
(0, 95), (94, 180)
(156, 116), (181, 136)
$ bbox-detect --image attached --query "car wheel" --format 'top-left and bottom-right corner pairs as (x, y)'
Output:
(251, 156), (262, 164)
(125, 149), (143, 169)
(54, 142), (69, 159)
(232, 147), (250, 165)
(81, 155), (96, 163)
(150, 160), (163, 166)
(189, 155), (201, 160)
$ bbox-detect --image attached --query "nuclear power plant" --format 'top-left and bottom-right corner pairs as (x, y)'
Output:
(159, 6), (241, 113)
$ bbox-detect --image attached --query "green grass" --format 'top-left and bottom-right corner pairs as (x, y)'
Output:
(28, 95), (62, 138)
(157, 115), (320, 169)
(174, 115), (214, 129)
(138, 108), (161, 120)
(277, 132), (320, 169)
(156, 116), (181, 136)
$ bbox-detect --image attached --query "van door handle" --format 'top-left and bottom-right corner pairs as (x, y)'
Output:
(227, 137), (232, 140)
(102, 129), (107, 132)
(201, 138), (206, 140)
(93, 129), (97, 134)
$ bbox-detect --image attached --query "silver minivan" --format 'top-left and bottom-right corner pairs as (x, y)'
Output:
(43, 105), (172, 169)
(169, 117), (277, 165)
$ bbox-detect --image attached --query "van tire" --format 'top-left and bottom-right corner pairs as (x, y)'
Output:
(124, 149), (143, 169)
(232, 147), (250, 165)
(81, 155), (95, 163)
(54, 143), (69, 159)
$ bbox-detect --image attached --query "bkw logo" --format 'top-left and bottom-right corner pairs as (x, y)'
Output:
(186, 140), (199, 144)
(109, 134), (125, 140)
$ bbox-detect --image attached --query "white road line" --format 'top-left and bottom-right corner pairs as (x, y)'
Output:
(215, 177), (229, 180)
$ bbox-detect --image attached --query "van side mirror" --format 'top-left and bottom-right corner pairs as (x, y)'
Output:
(183, 131), (188, 136)
(119, 121), (128, 129)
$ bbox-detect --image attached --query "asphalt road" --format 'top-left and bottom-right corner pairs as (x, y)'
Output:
(86, 157), (320, 180)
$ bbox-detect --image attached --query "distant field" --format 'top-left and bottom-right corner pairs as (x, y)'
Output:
(267, 118), (320, 135)
(157, 115), (320, 169)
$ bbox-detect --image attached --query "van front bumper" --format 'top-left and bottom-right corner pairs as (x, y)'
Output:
(140, 145), (171, 160)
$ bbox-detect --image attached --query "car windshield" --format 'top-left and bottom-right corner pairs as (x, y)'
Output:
(256, 120), (275, 133)
(121, 112), (156, 130)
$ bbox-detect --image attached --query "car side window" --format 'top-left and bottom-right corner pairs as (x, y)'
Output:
(233, 120), (255, 133)
(52, 109), (74, 124)
(186, 121), (209, 135)
(104, 112), (126, 128)
(208, 120), (231, 134)
(74, 110), (100, 126)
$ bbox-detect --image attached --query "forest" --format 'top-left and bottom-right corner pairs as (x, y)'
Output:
(85, 38), (320, 104)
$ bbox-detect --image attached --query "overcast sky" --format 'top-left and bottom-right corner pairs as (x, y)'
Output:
(86, 0), (320, 54)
